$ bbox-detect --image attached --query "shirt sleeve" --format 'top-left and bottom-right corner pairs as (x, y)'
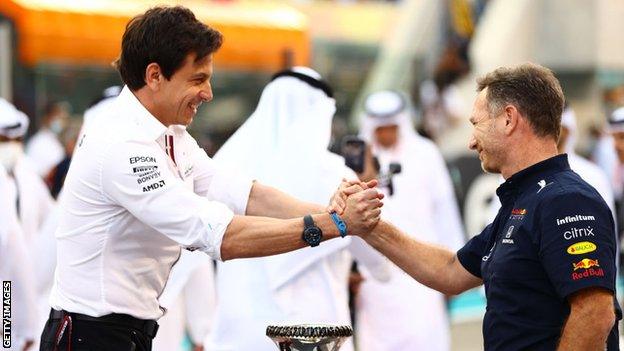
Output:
(538, 191), (617, 299)
(100, 141), (234, 260)
(187, 134), (253, 215)
(457, 224), (493, 279)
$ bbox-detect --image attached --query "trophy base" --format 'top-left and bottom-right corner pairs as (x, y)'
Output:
(266, 324), (353, 351)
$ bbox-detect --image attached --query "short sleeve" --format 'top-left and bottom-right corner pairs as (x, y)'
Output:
(538, 192), (616, 299)
(188, 135), (253, 215)
(457, 224), (493, 279)
(101, 141), (234, 260)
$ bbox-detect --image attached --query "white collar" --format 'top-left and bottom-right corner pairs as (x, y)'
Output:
(118, 86), (168, 141)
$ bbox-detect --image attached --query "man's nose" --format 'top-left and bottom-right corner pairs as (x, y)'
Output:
(199, 89), (213, 103)
(468, 135), (477, 150)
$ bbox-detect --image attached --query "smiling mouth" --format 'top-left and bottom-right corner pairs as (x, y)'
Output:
(189, 101), (202, 115)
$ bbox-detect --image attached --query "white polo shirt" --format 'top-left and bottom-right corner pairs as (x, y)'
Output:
(49, 86), (252, 320)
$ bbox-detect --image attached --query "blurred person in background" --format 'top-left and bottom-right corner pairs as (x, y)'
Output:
(25, 101), (69, 180)
(48, 119), (82, 199)
(355, 90), (465, 351)
(0, 98), (55, 245)
(0, 108), (39, 351)
(418, 45), (469, 141)
(608, 107), (624, 261)
(558, 105), (615, 217)
(153, 251), (215, 351)
(211, 67), (389, 351)
(0, 98), (56, 350)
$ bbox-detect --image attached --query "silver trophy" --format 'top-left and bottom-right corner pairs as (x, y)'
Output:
(266, 324), (353, 351)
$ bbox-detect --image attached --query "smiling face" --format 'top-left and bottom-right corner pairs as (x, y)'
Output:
(468, 88), (508, 173)
(153, 53), (214, 126)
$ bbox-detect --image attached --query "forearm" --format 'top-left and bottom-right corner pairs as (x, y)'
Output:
(557, 290), (615, 350)
(220, 213), (340, 260)
(364, 220), (480, 295)
(246, 182), (323, 219)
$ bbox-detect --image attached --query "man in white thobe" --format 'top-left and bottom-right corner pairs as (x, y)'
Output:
(210, 67), (389, 351)
(0, 98), (56, 350)
(355, 90), (465, 351)
(0, 105), (38, 351)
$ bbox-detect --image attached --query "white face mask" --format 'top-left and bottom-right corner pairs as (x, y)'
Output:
(50, 119), (64, 135)
(0, 141), (23, 172)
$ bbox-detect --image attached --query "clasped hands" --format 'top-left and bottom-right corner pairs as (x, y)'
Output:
(326, 179), (384, 237)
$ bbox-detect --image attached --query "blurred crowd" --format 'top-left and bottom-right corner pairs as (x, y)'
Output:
(2, 62), (624, 351)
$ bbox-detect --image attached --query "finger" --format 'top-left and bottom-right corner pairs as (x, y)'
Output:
(359, 188), (381, 201)
(365, 179), (379, 188)
(342, 184), (365, 196)
(366, 198), (383, 208)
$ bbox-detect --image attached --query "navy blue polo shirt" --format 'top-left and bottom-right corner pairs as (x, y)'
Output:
(458, 154), (621, 350)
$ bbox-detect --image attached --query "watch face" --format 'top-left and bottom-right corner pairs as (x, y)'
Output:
(303, 227), (323, 247)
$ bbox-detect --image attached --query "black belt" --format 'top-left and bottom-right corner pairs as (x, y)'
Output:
(49, 309), (159, 338)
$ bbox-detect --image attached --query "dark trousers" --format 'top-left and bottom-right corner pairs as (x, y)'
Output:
(39, 309), (158, 351)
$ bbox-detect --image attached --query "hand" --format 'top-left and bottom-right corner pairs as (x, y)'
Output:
(327, 179), (380, 215)
(342, 187), (384, 236)
(192, 346), (204, 351)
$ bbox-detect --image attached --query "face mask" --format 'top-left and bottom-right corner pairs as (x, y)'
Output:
(50, 119), (64, 135)
(0, 141), (23, 172)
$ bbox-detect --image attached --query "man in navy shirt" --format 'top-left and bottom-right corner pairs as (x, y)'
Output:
(356, 63), (620, 350)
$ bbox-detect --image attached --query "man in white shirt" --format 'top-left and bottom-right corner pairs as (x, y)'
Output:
(39, 6), (383, 351)
(355, 90), (465, 351)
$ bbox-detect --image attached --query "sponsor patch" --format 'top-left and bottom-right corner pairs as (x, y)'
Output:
(510, 208), (527, 220)
(129, 156), (157, 164)
(142, 180), (165, 192)
(571, 258), (604, 280)
(556, 214), (595, 226)
(136, 171), (161, 185)
(501, 225), (515, 244)
(132, 165), (158, 174)
(566, 241), (596, 255)
(572, 258), (599, 271)
(563, 226), (595, 240)
(183, 165), (194, 178)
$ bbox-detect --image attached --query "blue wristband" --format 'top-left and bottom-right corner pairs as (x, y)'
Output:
(330, 212), (348, 238)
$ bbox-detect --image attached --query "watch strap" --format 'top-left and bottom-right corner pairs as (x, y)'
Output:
(330, 212), (348, 238)
(303, 214), (314, 228)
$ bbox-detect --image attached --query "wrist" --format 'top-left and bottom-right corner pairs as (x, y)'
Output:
(312, 213), (340, 240)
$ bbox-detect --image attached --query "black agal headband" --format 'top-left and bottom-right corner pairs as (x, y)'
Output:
(270, 70), (334, 98)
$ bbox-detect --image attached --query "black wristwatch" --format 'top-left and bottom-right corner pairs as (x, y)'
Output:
(302, 215), (323, 247)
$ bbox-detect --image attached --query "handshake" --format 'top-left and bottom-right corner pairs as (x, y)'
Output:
(325, 179), (385, 238)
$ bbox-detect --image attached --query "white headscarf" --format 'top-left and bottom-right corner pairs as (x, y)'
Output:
(214, 67), (353, 289)
(359, 90), (417, 143)
(0, 98), (29, 139)
(561, 106), (577, 154)
(609, 107), (624, 133)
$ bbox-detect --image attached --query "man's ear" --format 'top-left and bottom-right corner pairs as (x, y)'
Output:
(503, 105), (520, 136)
(145, 63), (162, 91)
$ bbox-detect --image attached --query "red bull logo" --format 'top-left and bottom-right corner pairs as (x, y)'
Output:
(572, 258), (599, 270)
(511, 209), (527, 215)
(571, 258), (604, 280)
